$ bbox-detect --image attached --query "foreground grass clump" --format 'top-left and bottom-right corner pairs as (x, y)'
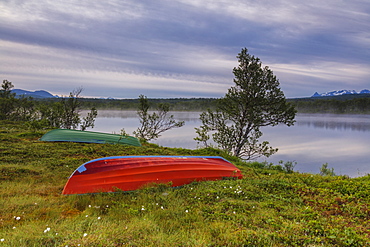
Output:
(1, 121), (370, 246)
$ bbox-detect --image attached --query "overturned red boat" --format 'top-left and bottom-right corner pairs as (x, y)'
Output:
(62, 156), (243, 195)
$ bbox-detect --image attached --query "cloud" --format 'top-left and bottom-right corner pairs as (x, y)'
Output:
(1, 0), (369, 98)
(1, 40), (232, 98)
(272, 61), (370, 84)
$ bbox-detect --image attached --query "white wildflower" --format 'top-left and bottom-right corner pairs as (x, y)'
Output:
(0, 239), (4, 242)
(97, 217), (101, 220)
(83, 233), (87, 237)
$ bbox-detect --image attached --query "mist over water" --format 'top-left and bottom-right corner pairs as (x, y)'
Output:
(86, 111), (370, 177)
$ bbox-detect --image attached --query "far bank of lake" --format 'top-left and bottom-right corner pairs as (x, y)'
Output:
(86, 111), (370, 177)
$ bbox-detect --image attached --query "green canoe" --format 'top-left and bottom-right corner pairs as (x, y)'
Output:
(40, 129), (141, 147)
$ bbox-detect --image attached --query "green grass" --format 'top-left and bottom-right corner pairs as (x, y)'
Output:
(1, 121), (369, 246)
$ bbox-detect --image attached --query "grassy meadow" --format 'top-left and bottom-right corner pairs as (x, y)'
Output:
(0, 120), (369, 246)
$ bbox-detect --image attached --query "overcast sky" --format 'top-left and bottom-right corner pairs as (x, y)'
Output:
(1, 0), (369, 98)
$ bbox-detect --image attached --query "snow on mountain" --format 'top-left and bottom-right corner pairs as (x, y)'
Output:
(360, 89), (370, 94)
(312, 89), (370, 97)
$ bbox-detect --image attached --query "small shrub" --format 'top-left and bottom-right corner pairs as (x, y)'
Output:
(320, 163), (336, 176)
(279, 160), (297, 173)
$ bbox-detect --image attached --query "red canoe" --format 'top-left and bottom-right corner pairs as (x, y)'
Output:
(62, 156), (243, 195)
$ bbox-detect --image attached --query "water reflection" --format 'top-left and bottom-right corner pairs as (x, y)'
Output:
(88, 111), (370, 178)
(296, 114), (370, 132)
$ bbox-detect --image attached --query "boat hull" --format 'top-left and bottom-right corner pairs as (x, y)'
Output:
(62, 156), (243, 195)
(40, 129), (141, 146)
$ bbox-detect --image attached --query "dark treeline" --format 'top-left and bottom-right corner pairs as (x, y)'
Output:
(73, 94), (370, 114)
(13, 94), (370, 114)
(288, 94), (370, 114)
(36, 97), (219, 111)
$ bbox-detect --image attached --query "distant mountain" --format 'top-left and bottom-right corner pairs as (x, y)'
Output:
(312, 89), (370, 97)
(12, 89), (56, 98)
(360, 89), (370, 94)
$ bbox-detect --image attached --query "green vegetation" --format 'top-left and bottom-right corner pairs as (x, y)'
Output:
(320, 163), (336, 177)
(0, 80), (18, 120)
(1, 80), (97, 131)
(133, 95), (185, 141)
(1, 121), (369, 246)
(196, 48), (296, 159)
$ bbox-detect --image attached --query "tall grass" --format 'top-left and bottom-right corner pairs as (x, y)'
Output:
(1, 121), (369, 246)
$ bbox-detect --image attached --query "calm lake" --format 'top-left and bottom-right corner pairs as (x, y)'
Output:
(86, 110), (370, 178)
